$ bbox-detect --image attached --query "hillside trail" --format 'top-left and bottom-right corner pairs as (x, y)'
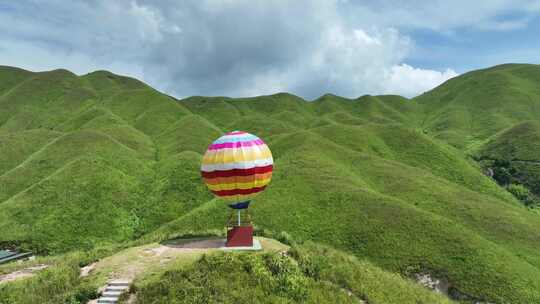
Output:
(0, 238), (286, 301)
(0, 264), (49, 284)
(85, 238), (226, 282)
(84, 237), (287, 303)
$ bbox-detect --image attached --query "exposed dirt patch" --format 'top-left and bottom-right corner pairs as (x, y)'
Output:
(80, 262), (97, 277)
(415, 273), (450, 295)
(342, 287), (366, 304)
(0, 264), (49, 284)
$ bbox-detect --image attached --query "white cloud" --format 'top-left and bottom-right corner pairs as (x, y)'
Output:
(2, 0), (510, 99)
(353, 29), (382, 45)
(128, 1), (165, 42)
(217, 24), (456, 99)
(383, 64), (458, 97)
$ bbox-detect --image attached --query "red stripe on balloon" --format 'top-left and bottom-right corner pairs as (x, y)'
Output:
(211, 185), (267, 196)
(201, 165), (273, 178)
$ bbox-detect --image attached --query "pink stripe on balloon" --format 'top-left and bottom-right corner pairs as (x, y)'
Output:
(226, 131), (247, 135)
(208, 139), (265, 150)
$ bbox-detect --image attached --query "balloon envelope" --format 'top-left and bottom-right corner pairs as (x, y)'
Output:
(201, 131), (273, 203)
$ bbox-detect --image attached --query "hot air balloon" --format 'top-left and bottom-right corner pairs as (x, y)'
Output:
(201, 131), (273, 247)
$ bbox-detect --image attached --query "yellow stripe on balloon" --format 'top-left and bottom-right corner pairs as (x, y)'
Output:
(220, 193), (259, 202)
(206, 178), (272, 191)
(204, 172), (273, 185)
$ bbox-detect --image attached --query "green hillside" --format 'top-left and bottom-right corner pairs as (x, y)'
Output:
(0, 240), (453, 304)
(133, 243), (453, 304)
(415, 64), (540, 150)
(474, 121), (540, 203)
(0, 64), (539, 303)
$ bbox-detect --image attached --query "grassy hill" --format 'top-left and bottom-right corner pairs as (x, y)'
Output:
(0, 239), (453, 304)
(415, 64), (540, 150)
(132, 242), (453, 304)
(0, 64), (539, 303)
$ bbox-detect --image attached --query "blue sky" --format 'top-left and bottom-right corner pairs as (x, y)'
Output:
(0, 1), (539, 99)
(405, 16), (540, 73)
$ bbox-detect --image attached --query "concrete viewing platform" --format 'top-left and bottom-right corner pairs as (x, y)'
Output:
(220, 238), (262, 251)
(162, 238), (263, 251)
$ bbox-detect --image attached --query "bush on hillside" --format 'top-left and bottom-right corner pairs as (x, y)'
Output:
(507, 184), (530, 201)
(133, 244), (454, 303)
(507, 183), (538, 207)
(491, 159), (515, 186)
(485, 159), (540, 207)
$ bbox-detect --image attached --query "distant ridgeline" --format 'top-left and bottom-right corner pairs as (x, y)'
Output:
(0, 63), (539, 302)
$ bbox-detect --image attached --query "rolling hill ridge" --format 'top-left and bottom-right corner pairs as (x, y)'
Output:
(0, 64), (539, 303)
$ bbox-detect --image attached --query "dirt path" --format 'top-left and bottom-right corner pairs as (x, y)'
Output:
(81, 237), (288, 303)
(0, 264), (49, 284)
(88, 237), (285, 282)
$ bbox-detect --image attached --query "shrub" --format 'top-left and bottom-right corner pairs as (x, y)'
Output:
(74, 281), (99, 303)
(507, 184), (530, 202)
(491, 159), (517, 186)
(262, 253), (308, 301)
(276, 231), (296, 246)
(507, 183), (539, 207)
(494, 167), (512, 185)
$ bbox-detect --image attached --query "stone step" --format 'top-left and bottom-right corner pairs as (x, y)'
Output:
(106, 285), (129, 292)
(97, 297), (118, 303)
(108, 280), (130, 286)
(102, 290), (123, 297)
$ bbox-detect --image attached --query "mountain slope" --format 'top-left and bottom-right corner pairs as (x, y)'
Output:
(0, 64), (539, 303)
(415, 64), (540, 150)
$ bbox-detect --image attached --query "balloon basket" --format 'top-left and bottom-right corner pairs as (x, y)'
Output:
(225, 209), (253, 247)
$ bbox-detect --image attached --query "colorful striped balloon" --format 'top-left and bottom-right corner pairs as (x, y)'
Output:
(201, 131), (273, 204)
